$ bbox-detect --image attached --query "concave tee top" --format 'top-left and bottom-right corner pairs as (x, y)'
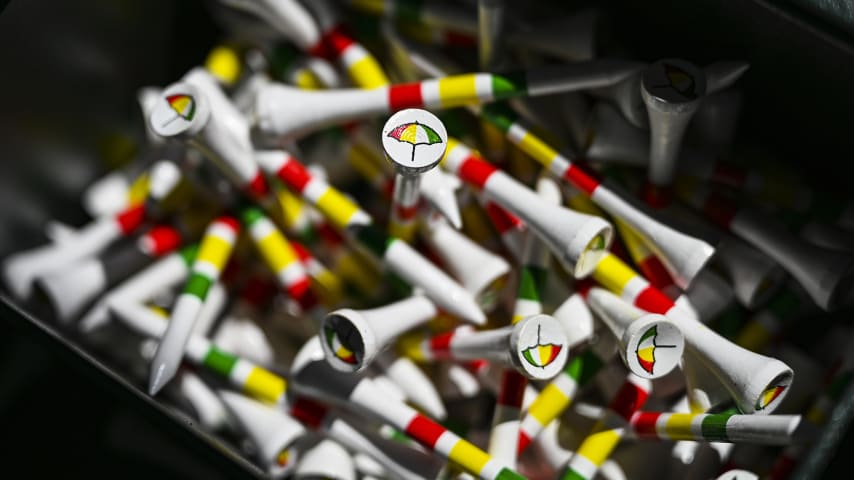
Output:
(641, 58), (706, 106)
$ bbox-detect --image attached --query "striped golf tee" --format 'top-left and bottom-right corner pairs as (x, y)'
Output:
(291, 240), (345, 307)
(187, 338), (287, 406)
(480, 103), (714, 289)
(308, 23), (389, 89)
(629, 408), (801, 444)
(614, 219), (679, 297)
(256, 150), (484, 324)
(489, 223), (550, 465)
(242, 207), (316, 311)
(293, 353), (525, 480)
(562, 374), (652, 480)
(180, 217), (240, 312)
(388, 174), (421, 242)
(150, 217), (240, 393)
(480, 197), (527, 255)
(518, 348), (605, 453)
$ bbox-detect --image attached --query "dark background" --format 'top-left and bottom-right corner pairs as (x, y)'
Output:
(1, 0), (853, 477)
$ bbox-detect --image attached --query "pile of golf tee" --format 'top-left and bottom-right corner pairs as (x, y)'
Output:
(5, 1), (854, 479)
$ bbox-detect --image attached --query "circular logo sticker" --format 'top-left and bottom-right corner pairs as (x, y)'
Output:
(382, 108), (448, 175)
(642, 58), (706, 103)
(513, 314), (569, 380)
(625, 316), (684, 379)
(150, 83), (210, 138)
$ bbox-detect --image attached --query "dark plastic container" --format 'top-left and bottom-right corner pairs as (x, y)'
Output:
(1, 0), (853, 478)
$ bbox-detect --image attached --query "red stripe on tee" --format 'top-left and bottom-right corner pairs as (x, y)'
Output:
(277, 159), (313, 193)
(635, 286), (676, 315)
(115, 205), (145, 235)
(458, 156), (498, 189)
(245, 172), (270, 200)
(388, 83), (424, 111)
(630, 411), (661, 436)
(429, 331), (455, 359)
(405, 414), (446, 448)
(565, 163), (601, 196)
(610, 379), (650, 422)
(140, 225), (181, 257)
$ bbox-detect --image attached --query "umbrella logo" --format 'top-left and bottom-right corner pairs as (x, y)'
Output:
(636, 325), (677, 375)
(521, 324), (563, 368)
(649, 63), (700, 100)
(755, 384), (786, 411)
(663, 64), (694, 96)
(589, 234), (607, 251)
(324, 326), (357, 365)
(276, 449), (290, 467)
(161, 93), (196, 128)
(386, 121), (444, 163)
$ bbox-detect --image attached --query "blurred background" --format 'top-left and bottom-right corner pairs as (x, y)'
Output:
(1, 0), (854, 477)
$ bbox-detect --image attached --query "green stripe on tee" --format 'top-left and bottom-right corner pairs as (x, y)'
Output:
(204, 347), (238, 376)
(183, 272), (213, 300)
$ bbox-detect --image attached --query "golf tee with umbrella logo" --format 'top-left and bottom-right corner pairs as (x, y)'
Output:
(381, 108), (448, 241)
